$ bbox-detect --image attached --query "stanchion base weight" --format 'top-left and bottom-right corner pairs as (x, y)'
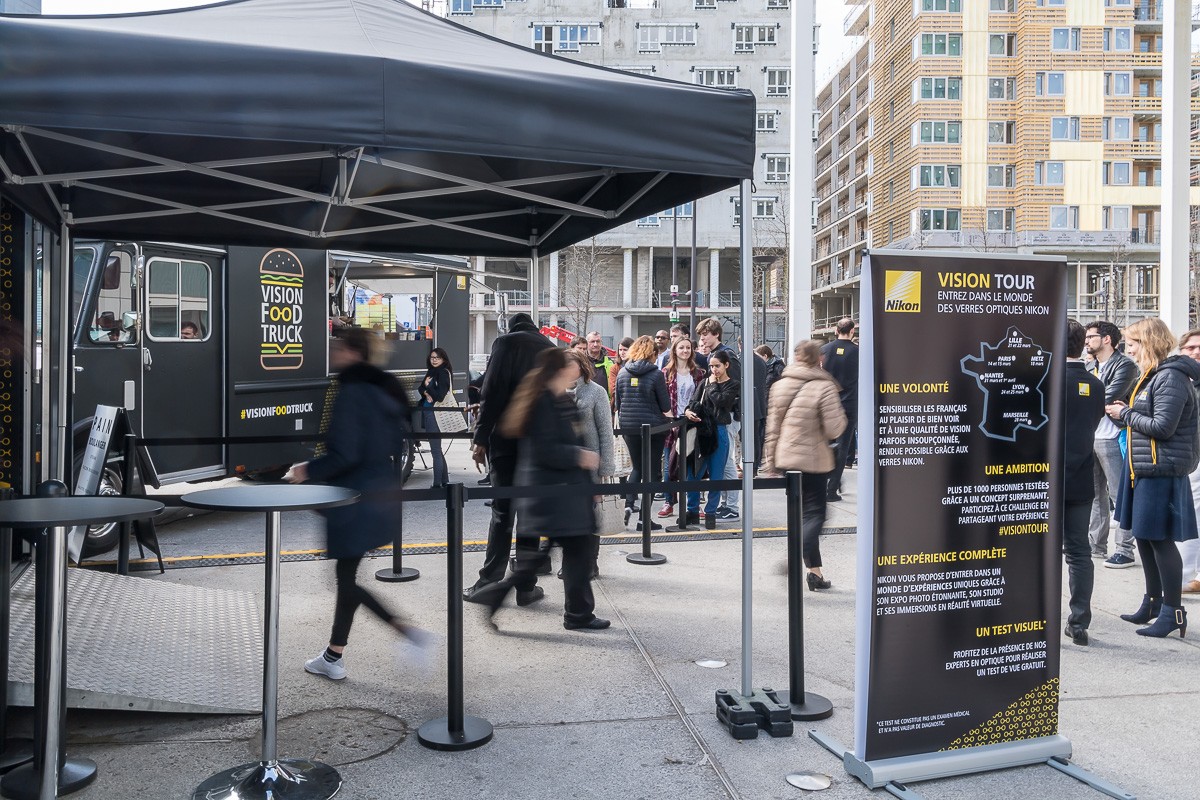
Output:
(626, 553), (667, 565)
(1, 756), (97, 799)
(715, 688), (794, 740)
(417, 715), (493, 751)
(190, 758), (341, 800)
(0, 738), (34, 773)
(664, 524), (699, 533)
(375, 566), (420, 583)
(776, 689), (834, 721)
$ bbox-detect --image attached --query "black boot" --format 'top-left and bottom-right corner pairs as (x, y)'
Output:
(685, 510), (700, 526)
(1136, 605), (1187, 638)
(1120, 594), (1162, 624)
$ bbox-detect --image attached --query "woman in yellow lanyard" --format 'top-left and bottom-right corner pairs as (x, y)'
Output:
(1104, 318), (1200, 639)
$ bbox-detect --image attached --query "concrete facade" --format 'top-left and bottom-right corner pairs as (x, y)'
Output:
(446, 0), (794, 356)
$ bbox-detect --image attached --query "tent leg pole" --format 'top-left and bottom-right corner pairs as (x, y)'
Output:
(530, 246), (540, 327)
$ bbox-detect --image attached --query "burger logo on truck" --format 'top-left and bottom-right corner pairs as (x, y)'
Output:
(259, 248), (304, 370)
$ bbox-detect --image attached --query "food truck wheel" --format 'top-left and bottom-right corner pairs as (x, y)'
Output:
(71, 453), (125, 558)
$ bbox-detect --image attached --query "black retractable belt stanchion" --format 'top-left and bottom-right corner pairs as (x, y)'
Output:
(778, 471), (833, 721)
(375, 499), (418, 583)
(626, 423), (666, 565)
(417, 483), (492, 751)
(117, 434), (135, 576)
(0, 487), (34, 774)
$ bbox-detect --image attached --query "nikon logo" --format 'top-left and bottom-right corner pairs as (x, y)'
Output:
(884, 270), (921, 313)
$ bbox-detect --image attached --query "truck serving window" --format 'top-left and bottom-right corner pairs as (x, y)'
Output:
(147, 257), (211, 341)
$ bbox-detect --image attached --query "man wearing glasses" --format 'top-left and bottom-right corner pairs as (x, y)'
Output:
(1084, 320), (1140, 568)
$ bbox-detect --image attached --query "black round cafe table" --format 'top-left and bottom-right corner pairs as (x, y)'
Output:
(180, 485), (357, 800)
(0, 496), (163, 800)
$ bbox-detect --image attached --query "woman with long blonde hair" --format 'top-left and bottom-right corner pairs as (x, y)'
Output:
(1104, 317), (1200, 638)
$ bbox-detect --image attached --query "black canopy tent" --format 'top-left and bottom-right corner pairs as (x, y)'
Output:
(0, 0), (773, 725)
(0, 0), (754, 256)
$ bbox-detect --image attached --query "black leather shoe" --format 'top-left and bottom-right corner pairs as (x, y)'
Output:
(705, 514), (716, 530)
(685, 511), (700, 526)
(826, 492), (842, 502)
(462, 581), (496, 603)
(516, 586), (545, 607)
(807, 572), (832, 591)
(1065, 624), (1088, 646)
(564, 617), (611, 631)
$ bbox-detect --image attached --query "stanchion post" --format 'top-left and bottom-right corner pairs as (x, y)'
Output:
(375, 495), (418, 583)
(0, 484), (34, 773)
(667, 420), (696, 532)
(780, 471), (833, 721)
(626, 424), (666, 565)
(417, 482), (492, 751)
(117, 433), (136, 576)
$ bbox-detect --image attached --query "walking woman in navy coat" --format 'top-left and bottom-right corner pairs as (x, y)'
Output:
(288, 328), (428, 678)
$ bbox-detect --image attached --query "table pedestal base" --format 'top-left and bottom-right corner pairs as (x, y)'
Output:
(417, 715), (493, 751)
(1, 756), (97, 798)
(191, 759), (341, 800)
(0, 738), (34, 773)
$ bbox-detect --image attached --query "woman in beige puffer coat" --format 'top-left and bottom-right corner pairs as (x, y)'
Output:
(762, 340), (848, 590)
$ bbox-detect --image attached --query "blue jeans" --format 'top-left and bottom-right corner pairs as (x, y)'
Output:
(688, 425), (729, 515)
(422, 407), (449, 486)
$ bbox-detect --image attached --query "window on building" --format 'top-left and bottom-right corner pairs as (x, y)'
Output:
(1050, 205), (1080, 230)
(449, 0), (474, 14)
(1107, 0), (1133, 6)
(1103, 161), (1132, 186)
(1051, 116), (1080, 141)
(987, 164), (1016, 188)
(1104, 27), (1133, 51)
(1051, 27), (1081, 51)
(988, 33), (1017, 56)
(1037, 0), (1066, 6)
(1104, 71), (1133, 96)
(766, 0), (789, 8)
(987, 121), (1015, 143)
(916, 120), (962, 143)
(990, 0), (1015, 11)
(753, 197), (778, 218)
(890, 58), (897, 80)
(1103, 205), (1132, 231)
(765, 68), (790, 96)
(660, 202), (695, 218)
(920, 0), (961, 11)
(695, 68), (738, 88)
(731, 197), (741, 225)
(890, 16), (896, 41)
(734, 24), (777, 53)
(1034, 161), (1065, 185)
(638, 24), (697, 53)
(918, 33), (962, 57)
(987, 208), (1015, 231)
(765, 154), (790, 182)
(1035, 72), (1066, 97)
(532, 25), (553, 53)
(988, 77), (1017, 100)
(888, 180), (895, 202)
(147, 258), (211, 340)
(695, 0), (717, 7)
(917, 76), (962, 100)
(637, 214), (661, 227)
(1135, 163), (1162, 186)
(889, 139), (896, 161)
(552, 24), (600, 52)
(919, 208), (961, 231)
(888, 220), (896, 242)
(1104, 116), (1133, 141)
(917, 164), (961, 188)
(756, 111), (778, 132)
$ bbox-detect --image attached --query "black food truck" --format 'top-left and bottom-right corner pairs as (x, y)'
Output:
(70, 242), (472, 556)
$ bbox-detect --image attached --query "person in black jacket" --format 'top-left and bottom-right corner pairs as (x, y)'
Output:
(478, 348), (609, 630)
(288, 328), (427, 679)
(420, 347), (453, 487)
(1106, 317), (1200, 639)
(685, 350), (740, 530)
(465, 313), (554, 602)
(614, 335), (671, 527)
(1063, 320), (1106, 646)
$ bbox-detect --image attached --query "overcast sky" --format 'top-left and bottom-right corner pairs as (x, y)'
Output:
(42, 0), (857, 78)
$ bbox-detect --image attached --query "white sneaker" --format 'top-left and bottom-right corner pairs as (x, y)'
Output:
(305, 652), (346, 680)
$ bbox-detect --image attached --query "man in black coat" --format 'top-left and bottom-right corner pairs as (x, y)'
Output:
(1064, 320), (1106, 646)
(466, 312), (554, 602)
(820, 317), (859, 501)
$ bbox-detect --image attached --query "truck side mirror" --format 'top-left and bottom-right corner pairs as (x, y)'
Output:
(121, 311), (138, 332)
(101, 255), (122, 290)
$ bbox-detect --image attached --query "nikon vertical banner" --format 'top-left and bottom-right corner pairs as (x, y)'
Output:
(0, 198), (25, 491)
(849, 250), (1070, 787)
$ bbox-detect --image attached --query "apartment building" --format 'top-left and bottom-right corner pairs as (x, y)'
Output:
(447, 0), (794, 356)
(812, 0), (1200, 336)
(812, 12), (870, 336)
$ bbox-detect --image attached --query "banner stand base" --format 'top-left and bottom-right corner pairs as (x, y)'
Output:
(715, 688), (794, 740)
(810, 731), (1128, 799)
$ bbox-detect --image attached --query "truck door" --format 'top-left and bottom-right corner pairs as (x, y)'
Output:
(138, 247), (224, 481)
